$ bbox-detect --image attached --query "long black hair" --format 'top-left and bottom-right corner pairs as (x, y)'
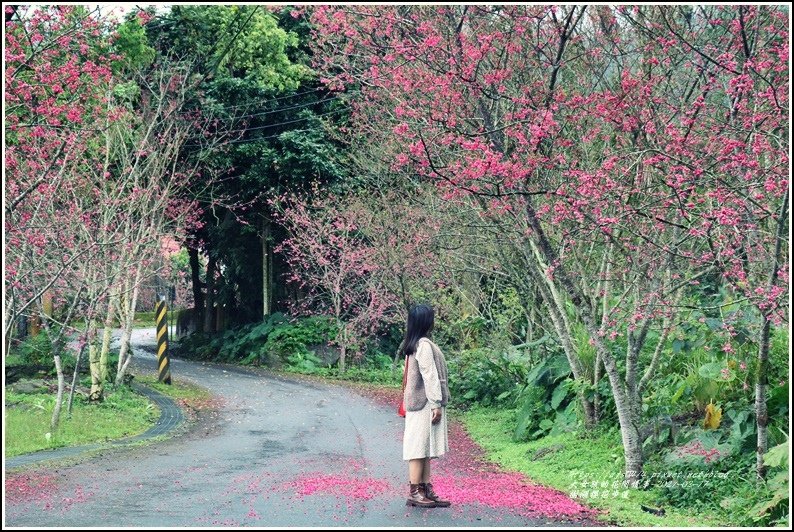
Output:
(401, 304), (434, 358)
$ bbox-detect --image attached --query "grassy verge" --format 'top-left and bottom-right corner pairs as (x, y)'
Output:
(279, 365), (401, 387)
(461, 406), (729, 527)
(4, 386), (159, 457)
(69, 310), (161, 330)
(134, 374), (213, 409)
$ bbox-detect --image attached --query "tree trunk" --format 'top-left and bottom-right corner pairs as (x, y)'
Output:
(525, 304), (535, 346)
(116, 269), (142, 386)
(188, 246), (205, 331)
(42, 289), (53, 319)
(268, 231), (274, 313)
(524, 196), (645, 479)
(67, 340), (86, 416)
(337, 321), (347, 373)
(216, 304), (226, 332)
(51, 348), (65, 432)
(602, 353), (644, 481)
(525, 237), (596, 429)
(618, 404), (644, 482)
(87, 319), (103, 401)
(39, 309), (65, 431)
(29, 312), (41, 336)
(755, 319), (770, 479)
(262, 216), (271, 318)
(99, 293), (116, 383)
(756, 190), (787, 479)
(116, 335), (135, 385)
(392, 337), (406, 373)
(594, 241), (615, 424)
(593, 353), (602, 423)
(204, 256), (217, 333)
(533, 286), (596, 429)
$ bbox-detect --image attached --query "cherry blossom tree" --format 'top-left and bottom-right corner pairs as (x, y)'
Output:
(5, 6), (225, 406)
(5, 5), (120, 423)
(309, 5), (788, 480)
(271, 188), (400, 372)
(95, 61), (218, 389)
(5, 5), (115, 343)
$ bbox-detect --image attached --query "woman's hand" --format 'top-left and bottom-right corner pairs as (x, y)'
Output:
(431, 408), (442, 424)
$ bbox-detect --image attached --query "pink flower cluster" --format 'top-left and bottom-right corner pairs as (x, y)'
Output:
(288, 473), (391, 501)
(432, 472), (592, 519)
(676, 440), (722, 464)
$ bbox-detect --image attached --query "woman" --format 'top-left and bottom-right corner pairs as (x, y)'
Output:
(401, 304), (451, 508)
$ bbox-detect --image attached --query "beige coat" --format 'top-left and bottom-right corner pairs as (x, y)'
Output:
(404, 337), (450, 411)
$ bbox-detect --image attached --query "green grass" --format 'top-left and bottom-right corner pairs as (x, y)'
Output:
(280, 365), (401, 387)
(69, 310), (163, 330)
(135, 374), (212, 405)
(4, 386), (159, 457)
(131, 311), (158, 328)
(461, 406), (729, 527)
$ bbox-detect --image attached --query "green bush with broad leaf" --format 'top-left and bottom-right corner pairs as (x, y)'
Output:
(749, 440), (789, 525)
(10, 332), (53, 367)
(643, 419), (789, 526)
(513, 354), (581, 440)
(179, 313), (339, 366)
(7, 331), (78, 381)
(446, 347), (529, 408)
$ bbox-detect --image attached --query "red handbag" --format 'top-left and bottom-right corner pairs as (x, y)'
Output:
(398, 355), (409, 417)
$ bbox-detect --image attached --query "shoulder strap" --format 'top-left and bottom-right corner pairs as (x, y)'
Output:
(401, 354), (410, 392)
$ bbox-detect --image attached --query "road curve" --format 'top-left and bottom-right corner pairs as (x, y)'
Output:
(4, 328), (597, 527)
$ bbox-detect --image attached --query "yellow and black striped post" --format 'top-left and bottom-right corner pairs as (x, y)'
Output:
(155, 300), (172, 384)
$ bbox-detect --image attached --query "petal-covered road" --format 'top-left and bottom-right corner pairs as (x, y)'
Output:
(5, 329), (600, 527)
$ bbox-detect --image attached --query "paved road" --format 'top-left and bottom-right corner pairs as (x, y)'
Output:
(5, 328), (596, 527)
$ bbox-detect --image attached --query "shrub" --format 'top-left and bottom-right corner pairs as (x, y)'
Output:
(10, 333), (52, 367)
(6, 332), (80, 381)
(513, 354), (580, 441)
(177, 313), (340, 366)
(447, 347), (528, 409)
(644, 422), (789, 526)
(264, 314), (337, 361)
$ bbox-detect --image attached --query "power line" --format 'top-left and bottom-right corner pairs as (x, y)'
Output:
(183, 109), (346, 148)
(11, 98), (350, 144)
(183, 106), (349, 147)
(229, 105), (347, 133)
(184, 128), (314, 148)
(184, 102), (350, 148)
(216, 93), (345, 120)
(179, 90), (358, 125)
(194, 85), (332, 113)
